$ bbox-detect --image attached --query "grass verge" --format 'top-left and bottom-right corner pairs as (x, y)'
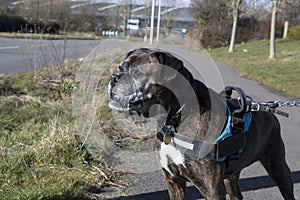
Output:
(0, 63), (120, 200)
(0, 32), (144, 41)
(209, 39), (300, 97)
(0, 32), (101, 40)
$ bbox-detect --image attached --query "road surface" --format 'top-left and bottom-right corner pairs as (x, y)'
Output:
(0, 37), (100, 74)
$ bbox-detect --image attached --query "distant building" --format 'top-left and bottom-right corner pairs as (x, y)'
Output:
(70, 2), (195, 33)
(4, 1), (195, 33)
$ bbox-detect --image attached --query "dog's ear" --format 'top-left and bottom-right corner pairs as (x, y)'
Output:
(153, 51), (182, 71)
(125, 50), (134, 59)
(152, 51), (181, 83)
(152, 51), (193, 84)
(125, 48), (151, 59)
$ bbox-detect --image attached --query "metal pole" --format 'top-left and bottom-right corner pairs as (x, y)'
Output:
(156, 0), (161, 42)
(129, 0), (132, 20)
(150, 0), (155, 45)
(116, 5), (119, 31)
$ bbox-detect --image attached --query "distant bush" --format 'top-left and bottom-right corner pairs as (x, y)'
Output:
(288, 26), (300, 40)
(0, 14), (59, 34)
(201, 24), (231, 48)
(0, 15), (27, 32)
(25, 19), (60, 34)
(236, 16), (259, 42)
(191, 14), (286, 48)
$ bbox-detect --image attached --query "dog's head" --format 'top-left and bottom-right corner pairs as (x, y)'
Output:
(108, 48), (195, 117)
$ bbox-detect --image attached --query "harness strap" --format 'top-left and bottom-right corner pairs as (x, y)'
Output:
(157, 86), (251, 161)
(157, 85), (291, 164)
(215, 133), (246, 159)
(172, 133), (215, 160)
(223, 86), (290, 118)
(158, 131), (247, 161)
(157, 121), (248, 161)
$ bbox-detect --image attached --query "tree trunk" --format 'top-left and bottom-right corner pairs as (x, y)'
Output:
(228, 15), (238, 53)
(228, 0), (241, 53)
(269, 0), (281, 60)
(283, 21), (289, 39)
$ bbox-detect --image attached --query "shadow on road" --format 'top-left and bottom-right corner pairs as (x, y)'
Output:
(111, 171), (300, 200)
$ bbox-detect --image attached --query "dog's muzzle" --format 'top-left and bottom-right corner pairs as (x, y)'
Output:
(108, 73), (144, 112)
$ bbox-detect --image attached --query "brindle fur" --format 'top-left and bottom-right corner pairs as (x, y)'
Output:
(109, 48), (295, 200)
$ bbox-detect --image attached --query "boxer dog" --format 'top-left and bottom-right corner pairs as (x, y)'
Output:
(108, 48), (295, 200)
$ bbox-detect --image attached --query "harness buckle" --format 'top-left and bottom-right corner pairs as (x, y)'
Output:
(251, 102), (260, 111)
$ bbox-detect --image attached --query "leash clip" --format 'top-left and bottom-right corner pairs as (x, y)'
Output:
(157, 125), (176, 145)
(251, 102), (260, 111)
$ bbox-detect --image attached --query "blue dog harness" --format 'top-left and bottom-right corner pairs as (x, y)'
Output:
(157, 86), (253, 162)
(157, 85), (289, 172)
(214, 105), (252, 162)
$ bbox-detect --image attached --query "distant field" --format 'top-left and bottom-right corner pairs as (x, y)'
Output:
(209, 39), (300, 97)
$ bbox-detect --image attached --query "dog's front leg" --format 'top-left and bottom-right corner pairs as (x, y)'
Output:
(166, 179), (186, 200)
(192, 179), (225, 200)
(162, 169), (186, 200)
(223, 172), (243, 200)
(189, 161), (226, 200)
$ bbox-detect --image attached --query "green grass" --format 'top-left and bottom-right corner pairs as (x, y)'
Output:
(0, 64), (114, 200)
(209, 39), (300, 97)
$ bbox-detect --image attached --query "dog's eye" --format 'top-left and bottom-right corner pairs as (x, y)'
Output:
(119, 62), (129, 72)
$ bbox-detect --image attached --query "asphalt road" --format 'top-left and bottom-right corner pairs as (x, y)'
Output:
(0, 37), (100, 74)
(93, 40), (300, 200)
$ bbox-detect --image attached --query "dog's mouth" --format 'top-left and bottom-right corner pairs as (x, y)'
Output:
(108, 93), (144, 112)
(108, 99), (129, 112)
(108, 73), (145, 112)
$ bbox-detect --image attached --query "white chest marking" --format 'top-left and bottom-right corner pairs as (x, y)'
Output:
(159, 142), (186, 176)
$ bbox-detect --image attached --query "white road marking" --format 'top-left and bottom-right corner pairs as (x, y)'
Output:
(0, 46), (20, 50)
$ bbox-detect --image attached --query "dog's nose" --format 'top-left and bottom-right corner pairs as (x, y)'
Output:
(109, 74), (120, 99)
(111, 74), (120, 84)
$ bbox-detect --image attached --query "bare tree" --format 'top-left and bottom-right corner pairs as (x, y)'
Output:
(191, 0), (210, 25)
(0, 1), (8, 15)
(228, 0), (242, 53)
(164, 0), (178, 30)
(118, 0), (130, 34)
(191, 0), (228, 26)
(269, 0), (282, 60)
(55, 0), (72, 33)
(282, 0), (300, 25)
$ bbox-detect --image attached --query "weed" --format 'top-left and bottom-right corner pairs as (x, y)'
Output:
(0, 62), (116, 199)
